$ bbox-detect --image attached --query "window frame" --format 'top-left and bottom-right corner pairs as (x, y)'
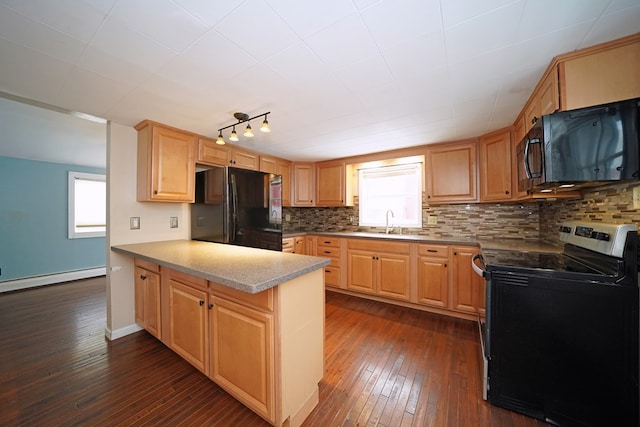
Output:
(68, 171), (106, 239)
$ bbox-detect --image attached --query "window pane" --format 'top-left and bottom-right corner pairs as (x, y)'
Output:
(359, 163), (422, 228)
(68, 171), (106, 238)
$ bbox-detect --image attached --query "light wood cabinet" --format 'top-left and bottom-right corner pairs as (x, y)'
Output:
(416, 244), (449, 308)
(210, 294), (275, 422)
(163, 268), (210, 374)
(315, 161), (353, 207)
(294, 236), (305, 254)
(316, 237), (342, 288)
(281, 237), (294, 253)
(135, 120), (196, 202)
(479, 128), (513, 202)
(559, 34), (640, 111)
(451, 246), (485, 315)
(134, 259), (161, 339)
(260, 156), (292, 207)
(425, 140), (478, 204)
(292, 163), (315, 206)
(346, 239), (411, 301)
(198, 137), (259, 170)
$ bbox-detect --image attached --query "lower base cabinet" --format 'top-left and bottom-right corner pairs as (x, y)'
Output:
(210, 294), (275, 422)
(451, 246), (486, 315)
(134, 259), (162, 338)
(135, 259), (324, 427)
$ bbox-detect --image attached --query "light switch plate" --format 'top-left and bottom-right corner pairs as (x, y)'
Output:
(130, 217), (140, 230)
(170, 216), (179, 228)
(427, 215), (438, 225)
(634, 186), (640, 209)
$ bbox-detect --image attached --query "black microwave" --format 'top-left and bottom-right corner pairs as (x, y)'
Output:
(517, 97), (640, 193)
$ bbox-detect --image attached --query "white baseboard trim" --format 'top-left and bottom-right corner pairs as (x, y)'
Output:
(105, 323), (144, 341)
(0, 267), (107, 293)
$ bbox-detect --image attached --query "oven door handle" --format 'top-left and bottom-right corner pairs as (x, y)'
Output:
(472, 253), (486, 278)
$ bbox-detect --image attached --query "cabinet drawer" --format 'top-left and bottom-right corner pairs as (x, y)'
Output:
(209, 281), (274, 312)
(164, 267), (208, 290)
(317, 246), (340, 258)
(323, 267), (341, 287)
(316, 237), (340, 248)
(135, 258), (160, 273)
(347, 239), (410, 255)
(417, 244), (449, 258)
(282, 237), (294, 252)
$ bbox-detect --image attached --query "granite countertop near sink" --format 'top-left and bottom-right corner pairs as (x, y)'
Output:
(284, 230), (562, 253)
(112, 240), (330, 294)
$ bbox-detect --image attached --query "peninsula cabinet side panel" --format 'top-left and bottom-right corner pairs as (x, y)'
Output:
(277, 269), (325, 427)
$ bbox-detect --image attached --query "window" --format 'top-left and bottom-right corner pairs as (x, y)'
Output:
(68, 171), (106, 238)
(358, 162), (422, 228)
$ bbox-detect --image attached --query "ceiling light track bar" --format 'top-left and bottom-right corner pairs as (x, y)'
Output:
(217, 111), (271, 132)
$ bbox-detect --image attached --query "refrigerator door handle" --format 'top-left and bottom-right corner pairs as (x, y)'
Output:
(230, 173), (238, 243)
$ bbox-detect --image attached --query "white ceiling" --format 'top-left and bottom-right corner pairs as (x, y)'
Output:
(0, 0), (639, 166)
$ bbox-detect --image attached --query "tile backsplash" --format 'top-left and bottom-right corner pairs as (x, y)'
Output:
(283, 181), (640, 244)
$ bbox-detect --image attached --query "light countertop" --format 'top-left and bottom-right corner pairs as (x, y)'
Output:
(112, 240), (330, 294)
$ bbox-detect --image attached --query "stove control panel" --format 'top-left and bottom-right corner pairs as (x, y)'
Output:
(559, 221), (636, 258)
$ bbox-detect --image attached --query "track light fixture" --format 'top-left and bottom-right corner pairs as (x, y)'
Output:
(216, 111), (270, 145)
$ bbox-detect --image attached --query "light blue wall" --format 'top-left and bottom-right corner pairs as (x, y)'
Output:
(0, 156), (106, 282)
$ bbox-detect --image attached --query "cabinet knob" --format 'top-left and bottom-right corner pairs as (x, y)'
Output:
(153, 190), (158, 195)
(444, 263), (447, 267)
(454, 252), (457, 255)
(505, 190), (510, 195)
(140, 275), (147, 280)
(208, 303), (213, 309)
(199, 300), (205, 306)
(427, 195), (431, 199)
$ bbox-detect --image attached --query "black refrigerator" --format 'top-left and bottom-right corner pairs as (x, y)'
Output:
(190, 166), (282, 251)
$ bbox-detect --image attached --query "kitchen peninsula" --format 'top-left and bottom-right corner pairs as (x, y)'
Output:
(111, 240), (330, 427)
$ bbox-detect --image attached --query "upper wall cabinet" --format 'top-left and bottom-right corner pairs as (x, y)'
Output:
(315, 161), (354, 207)
(260, 156), (292, 207)
(479, 128), (512, 202)
(558, 33), (640, 111)
(523, 67), (559, 134)
(292, 162), (315, 206)
(425, 140), (478, 204)
(135, 120), (196, 202)
(198, 138), (259, 170)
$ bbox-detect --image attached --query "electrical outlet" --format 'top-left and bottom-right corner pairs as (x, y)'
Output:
(427, 215), (438, 225)
(130, 217), (140, 230)
(285, 214), (291, 222)
(634, 186), (640, 209)
(170, 216), (179, 228)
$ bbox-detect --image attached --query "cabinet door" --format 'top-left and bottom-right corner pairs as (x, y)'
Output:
(377, 253), (411, 301)
(232, 148), (259, 170)
(425, 141), (478, 203)
(276, 160), (292, 207)
(417, 256), (448, 308)
(451, 246), (484, 314)
(198, 137), (230, 166)
(259, 156), (277, 173)
(292, 163), (315, 206)
(315, 162), (345, 206)
(137, 122), (196, 202)
(168, 280), (209, 373)
(210, 296), (275, 423)
(479, 129), (512, 202)
(135, 267), (162, 339)
(538, 70), (559, 116)
(511, 115), (529, 200)
(347, 250), (375, 294)
(294, 236), (305, 254)
(559, 36), (640, 111)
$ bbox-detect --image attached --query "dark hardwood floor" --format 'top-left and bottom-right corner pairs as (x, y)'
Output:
(0, 277), (549, 426)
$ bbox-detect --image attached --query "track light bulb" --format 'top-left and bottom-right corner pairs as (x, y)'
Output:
(229, 126), (239, 142)
(216, 131), (225, 145)
(244, 123), (254, 137)
(260, 116), (270, 133)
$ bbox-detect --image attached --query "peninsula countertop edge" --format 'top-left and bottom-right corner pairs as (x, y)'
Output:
(111, 240), (331, 294)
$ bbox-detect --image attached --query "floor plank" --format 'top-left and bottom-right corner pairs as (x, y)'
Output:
(0, 278), (549, 426)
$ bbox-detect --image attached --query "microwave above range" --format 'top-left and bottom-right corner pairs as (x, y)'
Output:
(517, 97), (640, 193)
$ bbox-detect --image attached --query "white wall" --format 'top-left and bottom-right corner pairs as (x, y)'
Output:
(105, 121), (190, 340)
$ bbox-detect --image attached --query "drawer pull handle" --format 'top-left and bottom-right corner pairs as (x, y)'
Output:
(427, 249), (438, 253)
(325, 269), (331, 273)
(324, 250), (331, 254)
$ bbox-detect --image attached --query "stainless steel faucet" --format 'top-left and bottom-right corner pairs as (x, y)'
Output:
(385, 209), (394, 234)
